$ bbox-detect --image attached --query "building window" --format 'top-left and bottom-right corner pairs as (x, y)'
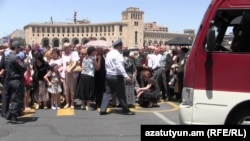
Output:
(91, 27), (93, 33)
(135, 31), (138, 44)
(95, 26), (98, 32)
(134, 21), (139, 26)
(52, 27), (55, 33)
(42, 27), (45, 33)
(119, 25), (122, 32)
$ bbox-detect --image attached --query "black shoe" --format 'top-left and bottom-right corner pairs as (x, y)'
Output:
(99, 111), (107, 115)
(1, 114), (5, 118)
(5, 112), (11, 120)
(122, 111), (135, 115)
(10, 116), (17, 124)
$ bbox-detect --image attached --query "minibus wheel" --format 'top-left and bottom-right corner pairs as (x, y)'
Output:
(227, 109), (250, 125)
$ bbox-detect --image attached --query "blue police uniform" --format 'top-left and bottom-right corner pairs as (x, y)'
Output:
(0, 41), (27, 123)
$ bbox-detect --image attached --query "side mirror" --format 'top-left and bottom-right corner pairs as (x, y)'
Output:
(206, 28), (216, 52)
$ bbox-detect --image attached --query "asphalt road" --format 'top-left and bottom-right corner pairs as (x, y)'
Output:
(0, 101), (180, 141)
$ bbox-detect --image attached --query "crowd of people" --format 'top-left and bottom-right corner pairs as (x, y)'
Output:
(0, 38), (189, 123)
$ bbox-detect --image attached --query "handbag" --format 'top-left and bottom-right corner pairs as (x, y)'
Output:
(67, 61), (82, 72)
(125, 80), (136, 105)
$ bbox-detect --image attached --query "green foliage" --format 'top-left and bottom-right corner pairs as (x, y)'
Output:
(12, 37), (26, 46)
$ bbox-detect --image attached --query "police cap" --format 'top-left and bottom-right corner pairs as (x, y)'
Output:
(112, 38), (123, 48)
(11, 40), (20, 48)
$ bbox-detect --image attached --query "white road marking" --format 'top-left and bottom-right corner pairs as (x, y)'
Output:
(153, 112), (177, 125)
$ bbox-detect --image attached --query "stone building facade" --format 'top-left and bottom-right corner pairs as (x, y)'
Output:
(23, 7), (195, 48)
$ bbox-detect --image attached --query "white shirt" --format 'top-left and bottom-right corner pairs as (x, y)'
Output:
(105, 49), (128, 77)
(147, 53), (160, 70)
(61, 51), (80, 78)
(49, 58), (63, 77)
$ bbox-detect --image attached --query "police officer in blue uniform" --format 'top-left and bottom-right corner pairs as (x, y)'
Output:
(0, 40), (27, 123)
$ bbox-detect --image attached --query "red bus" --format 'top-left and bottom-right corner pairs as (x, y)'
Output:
(179, 0), (250, 124)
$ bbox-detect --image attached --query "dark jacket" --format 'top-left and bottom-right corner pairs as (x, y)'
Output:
(2, 52), (27, 81)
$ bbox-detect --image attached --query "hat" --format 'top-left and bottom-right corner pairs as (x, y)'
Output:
(112, 38), (122, 47)
(62, 42), (71, 49)
(11, 40), (20, 47)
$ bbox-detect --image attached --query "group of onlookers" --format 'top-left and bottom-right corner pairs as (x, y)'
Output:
(130, 45), (189, 107)
(0, 38), (189, 123)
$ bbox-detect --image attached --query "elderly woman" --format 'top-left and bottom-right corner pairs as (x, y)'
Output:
(61, 42), (80, 109)
(75, 46), (101, 110)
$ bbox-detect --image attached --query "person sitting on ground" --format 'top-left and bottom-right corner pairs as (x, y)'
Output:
(136, 69), (161, 108)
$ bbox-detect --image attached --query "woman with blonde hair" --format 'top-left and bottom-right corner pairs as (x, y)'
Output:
(61, 42), (80, 109)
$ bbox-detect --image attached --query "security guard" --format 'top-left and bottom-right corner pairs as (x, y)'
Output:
(1, 40), (27, 123)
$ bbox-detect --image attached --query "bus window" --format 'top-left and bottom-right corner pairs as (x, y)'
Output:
(205, 10), (250, 53)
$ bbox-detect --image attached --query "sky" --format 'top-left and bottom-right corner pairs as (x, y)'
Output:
(0, 0), (211, 37)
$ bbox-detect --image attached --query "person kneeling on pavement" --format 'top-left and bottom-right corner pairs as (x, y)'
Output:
(136, 70), (161, 108)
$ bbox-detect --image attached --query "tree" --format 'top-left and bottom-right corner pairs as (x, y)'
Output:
(12, 37), (26, 46)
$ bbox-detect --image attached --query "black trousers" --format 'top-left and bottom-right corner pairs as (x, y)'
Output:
(152, 68), (170, 100)
(100, 75), (130, 113)
(1, 82), (10, 118)
(5, 79), (24, 119)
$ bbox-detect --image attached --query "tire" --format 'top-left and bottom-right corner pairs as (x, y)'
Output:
(227, 109), (250, 125)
